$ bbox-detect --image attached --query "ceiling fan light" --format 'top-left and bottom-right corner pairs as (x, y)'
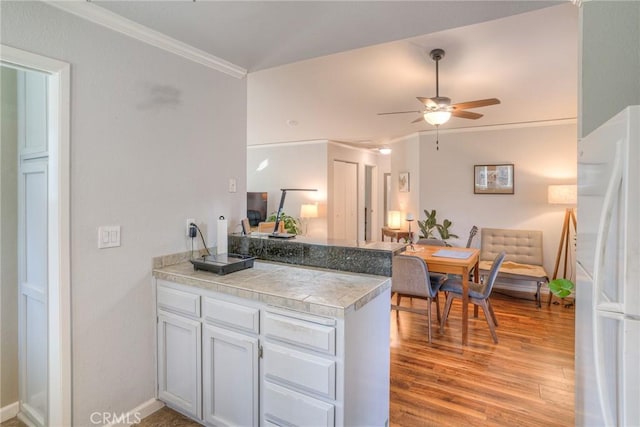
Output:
(424, 110), (451, 126)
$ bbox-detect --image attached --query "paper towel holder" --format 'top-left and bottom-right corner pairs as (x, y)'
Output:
(271, 188), (318, 239)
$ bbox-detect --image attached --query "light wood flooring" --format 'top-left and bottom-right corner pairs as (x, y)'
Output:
(390, 291), (575, 426)
(1, 291), (574, 427)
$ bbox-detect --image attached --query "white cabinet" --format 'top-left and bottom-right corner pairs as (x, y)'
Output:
(202, 325), (258, 426)
(154, 277), (390, 427)
(202, 296), (259, 427)
(157, 311), (202, 420)
(262, 309), (338, 427)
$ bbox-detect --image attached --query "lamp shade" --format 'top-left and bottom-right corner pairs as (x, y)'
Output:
(424, 110), (451, 126)
(300, 203), (318, 219)
(388, 210), (401, 229)
(548, 184), (577, 205)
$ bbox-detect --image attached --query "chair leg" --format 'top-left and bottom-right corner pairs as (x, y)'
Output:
(427, 297), (433, 343)
(397, 294), (402, 307)
(480, 300), (499, 343)
(440, 292), (454, 333)
(486, 298), (499, 327)
(434, 293), (442, 324)
(474, 304), (479, 318)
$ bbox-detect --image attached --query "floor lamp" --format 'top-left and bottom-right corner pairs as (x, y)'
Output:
(548, 184), (577, 306)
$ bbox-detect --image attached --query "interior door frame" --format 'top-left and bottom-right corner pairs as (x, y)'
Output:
(1, 44), (71, 426)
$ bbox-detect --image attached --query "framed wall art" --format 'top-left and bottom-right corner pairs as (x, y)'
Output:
(399, 172), (410, 192)
(474, 164), (514, 194)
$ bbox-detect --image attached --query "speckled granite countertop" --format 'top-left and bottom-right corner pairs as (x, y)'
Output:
(153, 260), (391, 318)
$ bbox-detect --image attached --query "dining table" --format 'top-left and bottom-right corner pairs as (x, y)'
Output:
(403, 244), (480, 345)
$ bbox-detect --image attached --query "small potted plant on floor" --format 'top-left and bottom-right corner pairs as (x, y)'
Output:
(548, 278), (575, 308)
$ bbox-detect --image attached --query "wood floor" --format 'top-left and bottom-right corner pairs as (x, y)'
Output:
(390, 291), (575, 427)
(2, 291), (573, 427)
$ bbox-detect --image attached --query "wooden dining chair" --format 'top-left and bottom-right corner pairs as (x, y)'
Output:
(391, 254), (445, 343)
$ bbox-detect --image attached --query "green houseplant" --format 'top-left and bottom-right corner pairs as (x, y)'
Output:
(548, 278), (575, 308)
(417, 209), (458, 245)
(266, 211), (301, 235)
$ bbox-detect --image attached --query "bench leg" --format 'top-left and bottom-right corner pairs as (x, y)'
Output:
(535, 282), (542, 308)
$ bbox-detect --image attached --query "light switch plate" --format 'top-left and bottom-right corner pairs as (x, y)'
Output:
(98, 225), (121, 249)
(228, 178), (237, 193)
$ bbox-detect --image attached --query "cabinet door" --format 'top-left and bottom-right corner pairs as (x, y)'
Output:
(157, 312), (201, 420)
(203, 324), (259, 427)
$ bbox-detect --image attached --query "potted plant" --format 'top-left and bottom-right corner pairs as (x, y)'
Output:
(417, 209), (458, 245)
(548, 278), (575, 308)
(266, 211), (301, 235)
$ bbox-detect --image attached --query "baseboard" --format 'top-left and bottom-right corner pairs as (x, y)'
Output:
(0, 401), (19, 423)
(104, 398), (164, 427)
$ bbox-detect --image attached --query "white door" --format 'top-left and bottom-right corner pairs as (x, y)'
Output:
(202, 324), (259, 427)
(2, 46), (71, 426)
(157, 312), (202, 420)
(18, 160), (48, 427)
(332, 160), (357, 240)
(16, 66), (49, 427)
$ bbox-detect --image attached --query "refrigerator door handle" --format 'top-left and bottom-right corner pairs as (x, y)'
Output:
(592, 138), (623, 427)
(592, 138), (623, 306)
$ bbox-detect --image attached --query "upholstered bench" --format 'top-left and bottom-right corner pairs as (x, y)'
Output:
(478, 228), (549, 307)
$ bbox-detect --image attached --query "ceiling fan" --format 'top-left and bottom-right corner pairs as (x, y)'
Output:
(378, 48), (500, 126)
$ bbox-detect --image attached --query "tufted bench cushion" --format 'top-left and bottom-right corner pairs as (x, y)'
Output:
(479, 228), (549, 307)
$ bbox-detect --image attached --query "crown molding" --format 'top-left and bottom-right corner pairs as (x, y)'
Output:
(248, 139), (329, 149)
(48, 1), (247, 79)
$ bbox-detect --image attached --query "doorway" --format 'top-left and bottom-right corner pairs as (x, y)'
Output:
(332, 160), (358, 240)
(364, 165), (377, 241)
(0, 46), (71, 426)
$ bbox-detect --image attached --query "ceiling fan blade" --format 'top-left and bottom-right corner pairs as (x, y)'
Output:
(411, 116), (424, 124)
(378, 110), (422, 116)
(451, 98), (500, 110)
(451, 110), (483, 120)
(417, 97), (437, 108)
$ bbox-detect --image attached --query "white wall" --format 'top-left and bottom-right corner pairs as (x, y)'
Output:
(388, 133), (420, 232)
(580, 1), (640, 137)
(417, 122), (577, 277)
(247, 141), (328, 238)
(0, 66), (19, 409)
(247, 141), (390, 241)
(1, 2), (247, 424)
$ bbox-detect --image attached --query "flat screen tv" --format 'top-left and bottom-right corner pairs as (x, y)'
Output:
(247, 192), (268, 226)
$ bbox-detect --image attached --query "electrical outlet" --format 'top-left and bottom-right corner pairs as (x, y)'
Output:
(186, 218), (195, 237)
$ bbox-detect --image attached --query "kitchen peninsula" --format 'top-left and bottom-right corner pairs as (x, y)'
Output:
(152, 240), (395, 427)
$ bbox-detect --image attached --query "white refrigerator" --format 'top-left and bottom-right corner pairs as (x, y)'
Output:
(576, 105), (640, 426)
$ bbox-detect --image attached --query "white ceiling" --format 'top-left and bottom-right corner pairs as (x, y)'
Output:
(91, 1), (578, 147)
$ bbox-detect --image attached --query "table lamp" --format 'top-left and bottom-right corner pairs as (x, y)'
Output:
(299, 203), (318, 236)
(388, 211), (401, 229)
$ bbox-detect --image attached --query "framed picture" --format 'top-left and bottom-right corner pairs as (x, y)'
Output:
(474, 164), (514, 194)
(399, 172), (410, 192)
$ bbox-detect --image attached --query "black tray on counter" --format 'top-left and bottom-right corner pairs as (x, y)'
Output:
(190, 253), (255, 275)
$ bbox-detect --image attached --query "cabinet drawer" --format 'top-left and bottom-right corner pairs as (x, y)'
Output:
(264, 381), (334, 427)
(263, 311), (336, 355)
(264, 343), (336, 399)
(203, 297), (259, 334)
(157, 283), (200, 318)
